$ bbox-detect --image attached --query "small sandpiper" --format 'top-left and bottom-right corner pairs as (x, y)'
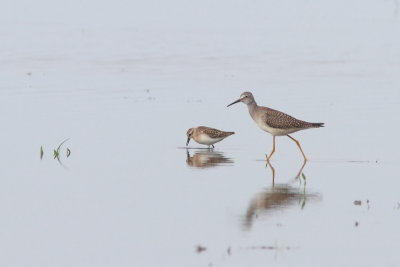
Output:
(227, 91), (324, 161)
(186, 126), (234, 148)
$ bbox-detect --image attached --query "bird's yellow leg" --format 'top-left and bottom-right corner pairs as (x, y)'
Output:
(266, 136), (276, 161)
(287, 134), (308, 161)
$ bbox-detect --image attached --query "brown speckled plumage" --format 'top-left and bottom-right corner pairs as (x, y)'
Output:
(197, 126), (235, 138)
(261, 107), (324, 129)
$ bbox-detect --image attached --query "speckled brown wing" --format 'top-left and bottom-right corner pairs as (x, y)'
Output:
(261, 108), (314, 129)
(199, 126), (235, 138)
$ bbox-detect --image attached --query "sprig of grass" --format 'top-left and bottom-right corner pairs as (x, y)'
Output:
(299, 173), (307, 209)
(53, 149), (59, 159)
(54, 138), (70, 160)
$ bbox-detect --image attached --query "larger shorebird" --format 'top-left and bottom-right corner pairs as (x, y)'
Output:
(227, 92), (324, 161)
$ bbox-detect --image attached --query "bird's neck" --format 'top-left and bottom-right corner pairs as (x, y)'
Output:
(247, 101), (258, 119)
(247, 101), (258, 112)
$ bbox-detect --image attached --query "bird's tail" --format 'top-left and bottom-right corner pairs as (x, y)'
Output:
(310, 122), (324, 128)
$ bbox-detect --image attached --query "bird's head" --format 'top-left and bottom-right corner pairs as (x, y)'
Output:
(227, 91), (255, 107)
(186, 128), (194, 146)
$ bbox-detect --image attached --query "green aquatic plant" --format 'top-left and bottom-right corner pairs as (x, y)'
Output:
(299, 173), (307, 209)
(53, 149), (59, 159)
(301, 173), (307, 186)
(40, 138), (71, 161)
(54, 138), (70, 160)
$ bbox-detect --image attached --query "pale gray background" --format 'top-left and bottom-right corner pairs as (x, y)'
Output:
(0, 0), (399, 266)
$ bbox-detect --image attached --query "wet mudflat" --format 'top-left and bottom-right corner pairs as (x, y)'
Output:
(0, 0), (400, 266)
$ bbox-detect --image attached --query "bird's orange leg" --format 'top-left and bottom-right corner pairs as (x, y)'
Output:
(287, 134), (308, 161)
(266, 136), (276, 161)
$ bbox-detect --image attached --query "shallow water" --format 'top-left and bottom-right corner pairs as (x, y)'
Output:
(1, 0), (400, 266)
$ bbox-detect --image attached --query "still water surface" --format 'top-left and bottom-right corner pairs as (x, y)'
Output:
(0, 0), (400, 266)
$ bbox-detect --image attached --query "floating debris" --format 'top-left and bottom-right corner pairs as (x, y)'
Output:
(196, 245), (206, 253)
(355, 221), (359, 227)
(247, 245), (298, 251)
(354, 200), (362, 206)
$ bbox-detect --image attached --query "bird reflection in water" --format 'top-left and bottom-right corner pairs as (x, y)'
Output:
(243, 160), (321, 230)
(267, 159), (307, 185)
(186, 149), (234, 168)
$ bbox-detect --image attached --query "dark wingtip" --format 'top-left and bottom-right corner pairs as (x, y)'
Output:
(312, 123), (325, 128)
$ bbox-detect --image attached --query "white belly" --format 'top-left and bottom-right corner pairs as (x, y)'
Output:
(195, 134), (224, 145)
(256, 118), (299, 136)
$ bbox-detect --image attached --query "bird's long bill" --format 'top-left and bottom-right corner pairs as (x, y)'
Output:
(227, 99), (241, 107)
(186, 138), (190, 146)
